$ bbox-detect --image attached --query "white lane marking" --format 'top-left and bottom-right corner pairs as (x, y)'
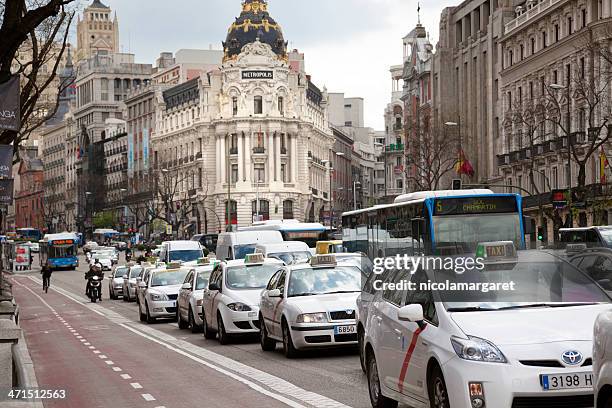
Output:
(69, 329), (76, 332)
(130, 383), (142, 389)
(88, 346), (95, 349)
(84, 342), (90, 346)
(120, 374), (132, 380)
(26, 276), (347, 408)
(98, 355), (107, 359)
(76, 335), (82, 339)
(154, 406), (166, 408)
(105, 361), (114, 365)
(142, 394), (156, 401)
(93, 350), (101, 354)
(80, 339), (86, 343)
(112, 367), (122, 372)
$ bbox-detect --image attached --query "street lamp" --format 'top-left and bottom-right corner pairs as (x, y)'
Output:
(551, 82), (573, 227)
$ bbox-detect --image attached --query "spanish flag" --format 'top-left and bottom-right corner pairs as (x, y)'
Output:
(456, 148), (475, 177)
(600, 147), (609, 184)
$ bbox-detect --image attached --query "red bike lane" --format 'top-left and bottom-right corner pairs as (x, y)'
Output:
(10, 275), (289, 408)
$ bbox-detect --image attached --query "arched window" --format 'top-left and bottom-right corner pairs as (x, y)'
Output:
(283, 200), (293, 219)
(252, 200), (270, 221)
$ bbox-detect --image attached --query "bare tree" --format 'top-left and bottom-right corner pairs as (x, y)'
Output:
(0, 0), (77, 147)
(404, 118), (459, 191)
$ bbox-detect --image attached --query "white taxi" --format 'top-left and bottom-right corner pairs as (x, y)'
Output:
(202, 254), (283, 344)
(137, 263), (189, 324)
(362, 246), (611, 408)
(177, 258), (217, 333)
(259, 254), (364, 358)
(594, 308), (612, 408)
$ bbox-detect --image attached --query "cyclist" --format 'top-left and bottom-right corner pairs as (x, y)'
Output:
(41, 264), (52, 293)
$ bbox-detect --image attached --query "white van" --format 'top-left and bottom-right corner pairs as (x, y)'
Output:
(216, 231), (283, 261)
(254, 241), (311, 265)
(159, 241), (204, 263)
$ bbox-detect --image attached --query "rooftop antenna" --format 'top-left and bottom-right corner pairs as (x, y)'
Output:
(417, 2), (421, 25)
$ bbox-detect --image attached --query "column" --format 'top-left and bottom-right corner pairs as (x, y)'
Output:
(220, 135), (226, 183)
(244, 132), (251, 183)
(275, 133), (282, 182)
(238, 132), (244, 182)
(215, 136), (221, 183)
(268, 131), (275, 183)
(291, 134), (298, 183)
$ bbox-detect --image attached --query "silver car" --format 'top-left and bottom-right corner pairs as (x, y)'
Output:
(177, 264), (214, 333)
(122, 264), (143, 302)
(137, 266), (189, 323)
(109, 265), (129, 299)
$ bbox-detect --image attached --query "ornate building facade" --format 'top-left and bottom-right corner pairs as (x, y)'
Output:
(150, 0), (333, 233)
(76, 0), (119, 62)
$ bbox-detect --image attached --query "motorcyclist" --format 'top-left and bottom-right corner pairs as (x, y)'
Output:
(41, 264), (52, 293)
(85, 263), (104, 301)
(125, 247), (132, 262)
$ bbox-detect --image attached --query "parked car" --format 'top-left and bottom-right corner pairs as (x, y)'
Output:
(137, 263), (189, 323)
(177, 260), (216, 333)
(90, 253), (112, 271)
(202, 254), (283, 343)
(122, 264), (143, 302)
(594, 308), (612, 408)
(259, 254), (363, 357)
(254, 241), (311, 265)
(569, 248), (612, 294)
(560, 226), (612, 249)
(215, 231), (283, 261)
(83, 241), (99, 253)
(109, 265), (129, 299)
(191, 234), (218, 255)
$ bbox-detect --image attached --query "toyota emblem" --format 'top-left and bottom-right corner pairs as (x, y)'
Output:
(561, 350), (583, 366)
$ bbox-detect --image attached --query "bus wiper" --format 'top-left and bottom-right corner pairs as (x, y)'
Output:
(446, 306), (496, 312)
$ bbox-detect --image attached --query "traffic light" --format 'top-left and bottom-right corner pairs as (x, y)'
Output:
(537, 227), (546, 242)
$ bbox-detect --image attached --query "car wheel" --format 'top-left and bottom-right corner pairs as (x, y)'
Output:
(259, 314), (276, 352)
(358, 326), (366, 373)
(281, 320), (298, 358)
(367, 351), (398, 408)
(189, 308), (200, 333)
(217, 314), (230, 345)
(428, 365), (450, 408)
(178, 307), (188, 329)
(145, 302), (156, 324)
(202, 312), (216, 339)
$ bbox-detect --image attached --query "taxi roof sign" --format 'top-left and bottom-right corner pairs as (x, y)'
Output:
(566, 243), (587, 255)
(245, 253), (265, 265)
(309, 254), (337, 268)
(475, 241), (517, 264)
(197, 257), (211, 265)
(167, 261), (182, 269)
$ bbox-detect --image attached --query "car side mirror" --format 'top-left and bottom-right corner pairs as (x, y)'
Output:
(138, 282), (147, 288)
(398, 304), (426, 328)
(208, 282), (220, 291)
(181, 282), (192, 290)
(268, 288), (282, 298)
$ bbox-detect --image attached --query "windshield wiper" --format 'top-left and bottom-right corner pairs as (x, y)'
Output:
(290, 293), (318, 297)
(497, 302), (597, 310)
(323, 290), (361, 294)
(447, 306), (496, 312)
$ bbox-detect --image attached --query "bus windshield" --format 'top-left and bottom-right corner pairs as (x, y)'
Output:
(282, 231), (326, 248)
(432, 213), (521, 254)
(49, 245), (76, 258)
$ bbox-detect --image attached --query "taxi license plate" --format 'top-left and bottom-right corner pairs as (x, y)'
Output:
(334, 325), (356, 335)
(540, 372), (593, 390)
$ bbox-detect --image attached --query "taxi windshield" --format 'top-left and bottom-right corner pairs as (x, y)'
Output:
(151, 270), (189, 287)
(268, 251), (311, 265)
(130, 267), (143, 278)
(114, 268), (128, 277)
(196, 271), (212, 290)
(288, 266), (362, 297)
(433, 251), (611, 311)
(225, 264), (279, 290)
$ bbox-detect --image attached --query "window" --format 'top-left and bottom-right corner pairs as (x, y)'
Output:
(280, 200), (294, 220)
(344, 104), (352, 108)
(345, 121), (353, 127)
(397, 179), (403, 189)
(232, 97), (238, 116)
(554, 24), (560, 42)
(531, 37), (536, 54)
(256, 132), (264, 148)
(529, 81), (534, 99)
(542, 31), (547, 48)
(568, 17), (573, 35)
(582, 9), (587, 28)
(552, 166), (558, 189)
(509, 49), (513, 66)
(252, 200), (270, 221)
(225, 200), (237, 226)
(406, 268), (438, 324)
(278, 97), (284, 115)
(254, 96), (263, 114)
(281, 163), (287, 182)
(254, 164), (265, 182)
(231, 164), (238, 183)
(553, 70), (558, 84)
(580, 57), (585, 78)
(520, 44), (524, 60)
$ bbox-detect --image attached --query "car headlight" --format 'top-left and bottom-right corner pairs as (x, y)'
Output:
(196, 299), (203, 307)
(149, 292), (168, 301)
(296, 312), (328, 323)
(451, 335), (507, 363)
(226, 302), (252, 311)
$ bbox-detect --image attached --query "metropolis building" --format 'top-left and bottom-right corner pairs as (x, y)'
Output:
(151, 0), (334, 233)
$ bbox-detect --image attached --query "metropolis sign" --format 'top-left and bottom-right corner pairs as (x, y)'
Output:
(242, 70), (273, 80)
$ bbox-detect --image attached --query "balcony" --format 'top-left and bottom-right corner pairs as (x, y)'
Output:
(253, 147), (265, 154)
(505, 0), (563, 34)
(386, 143), (404, 152)
(393, 123), (403, 132)
(311, 188), (319, 196)
(195, 152), (202, 159)
(229, 147), (238, 155)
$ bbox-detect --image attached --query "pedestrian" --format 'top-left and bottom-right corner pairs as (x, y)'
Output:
(41, 264), (52, 293)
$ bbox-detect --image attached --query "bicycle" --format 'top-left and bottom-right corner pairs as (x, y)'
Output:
(42, 275), (50, 293)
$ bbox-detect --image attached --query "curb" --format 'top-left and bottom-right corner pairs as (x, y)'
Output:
(8, 330), (43, 408)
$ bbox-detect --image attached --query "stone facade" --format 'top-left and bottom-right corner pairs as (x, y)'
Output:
(76, 0), (119, 62)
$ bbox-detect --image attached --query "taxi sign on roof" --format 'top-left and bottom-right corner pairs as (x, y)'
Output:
(167, 262), (182, 269)
(475, 241), (517, 263)
(310, 254), (337, 268)
(245, 253), (265, 265)
(566, 243), (587, 254)
(197, 257), (210, 265)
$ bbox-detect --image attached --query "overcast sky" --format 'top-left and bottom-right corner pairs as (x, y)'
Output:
(85, 0), (455, 130)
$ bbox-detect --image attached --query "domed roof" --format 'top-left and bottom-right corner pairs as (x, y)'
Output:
(223, 0), (287, 62)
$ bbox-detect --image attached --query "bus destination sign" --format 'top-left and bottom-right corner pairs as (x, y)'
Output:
(51, 239), (74, 246)
(434, 197), (517, 216)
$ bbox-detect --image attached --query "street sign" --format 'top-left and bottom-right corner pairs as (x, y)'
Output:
(552, 189), (567, 209)
(165, 225), (172, 235)
(0, 76), (20, 131)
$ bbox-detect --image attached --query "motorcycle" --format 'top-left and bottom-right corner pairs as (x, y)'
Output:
(88, 275), (102, 303)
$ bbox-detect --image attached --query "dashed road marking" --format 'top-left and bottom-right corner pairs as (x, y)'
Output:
(93, 350), (101, 354)
(105, 361), (114, 365)
(112, 367), (122, 372)
(130, 383), (142, 389)
(142, 394), (156, 401)
(120, 374), (132, 380)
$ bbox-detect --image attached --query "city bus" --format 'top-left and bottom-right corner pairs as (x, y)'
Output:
(17, 228), (42, 242)
(341, 189), (527, 259)
(40, 232), (79, 270)
(93, 228), (119, 244)
(239, 220), (329, 249)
